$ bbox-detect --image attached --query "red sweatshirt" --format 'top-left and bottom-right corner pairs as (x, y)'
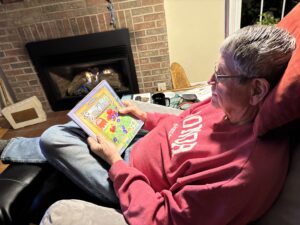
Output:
(109, 98), (289, 225)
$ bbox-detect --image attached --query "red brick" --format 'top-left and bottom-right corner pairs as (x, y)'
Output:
(0, 21), (8, 28)
(132, 16), (143, 23)
(18, 56), (28, 61)
(0, 29), (6, 36)
(5, 69), (24, 76)
(0, 57), (18, 64)
(42, 23), (54, 39)
(160, 61), (169, 68)
(156, 20), (166, 27)
(137, 77), (143, 84)
(143, 75), (160, 82)
(30, 24), (40, 40)
(125, 10), (133, 29)
(131, 6), (153, 16)
(62, 1), (86, 11)
(154, 4), (164, 12)
(2, 0), (23, 6)
(147, 42), (168, 50)
(76, 17), (87, 34)
(140, 62), (160, 70)
(36, 23), (47, 40)
(29, 80), (39, 86)
(103, 12), (112, 30)
(134, 30), (146, 38)
(139, 50), (159, 57)
(0, 43), (13, 50)
(90, 15), (100, 33)
(157, 34), (167, 41)
(21, 86), (42, 93)
(5, 49), (26, 57)
(144, 12), (165, 21)
(143, 81), (153, 88)
(42, 4), (61, 13)
(119, 1), (141, 10)
(49, 21), (59, 38)
(141, 0), (163, 6)
(1, 64), (11, 71)
(86, 0), (100, 7)
(97, 14), (106, 31)
(69, 18), (80, 35)
(150, 55), (168, 63)
(10, 81), (28, 88)
(146, 27), (166, 35)
(140, 58), (149, 65)
(14, 87), (22, 94)
(148, 87), (158, 92)
(84, 16), (93, 33)
(15, 74), (36, 81)
(18, 27), (26, 41)
(11, 61), (31, 69)
(137, 44), (148, 51)
(12, 42), (22, 48)
(134, 21), (155, 31)
(117, 11), (126, 28)
(24, 68), (34, 73)
(136, 36), (157, 45)
(56, 20), (65, 35)
(63, 19), (73, 36)
(151, 68), (169, 75)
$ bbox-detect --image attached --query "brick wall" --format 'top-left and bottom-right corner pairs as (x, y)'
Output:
(0, 0), (171, 112)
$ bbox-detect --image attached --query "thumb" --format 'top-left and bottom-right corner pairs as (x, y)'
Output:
(122, 100), (132, 107)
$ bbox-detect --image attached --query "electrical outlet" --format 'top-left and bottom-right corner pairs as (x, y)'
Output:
(157, 82), (167, 91)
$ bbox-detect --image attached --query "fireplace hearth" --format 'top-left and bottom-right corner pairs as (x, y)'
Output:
(26, 29), (139, 111)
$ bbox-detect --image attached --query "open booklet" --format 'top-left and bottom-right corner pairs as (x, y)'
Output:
(68, 80), (144, 154)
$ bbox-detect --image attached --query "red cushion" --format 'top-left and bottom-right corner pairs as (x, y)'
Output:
(253, 3), (300, 136)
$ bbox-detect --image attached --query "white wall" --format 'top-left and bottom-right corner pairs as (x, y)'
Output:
(164, 0), (225, 83)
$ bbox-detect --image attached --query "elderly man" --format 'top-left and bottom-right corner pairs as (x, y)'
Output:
(0, 25), (296, 225)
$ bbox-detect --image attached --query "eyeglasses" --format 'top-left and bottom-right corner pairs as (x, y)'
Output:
(208, 65), (263, 85)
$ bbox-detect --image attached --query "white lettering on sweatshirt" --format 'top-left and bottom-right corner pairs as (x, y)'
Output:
(171, 114), (203, 156)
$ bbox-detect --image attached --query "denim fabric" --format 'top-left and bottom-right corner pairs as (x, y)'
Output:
(0, 121), (146, 206)
(0, 137), (45, 163)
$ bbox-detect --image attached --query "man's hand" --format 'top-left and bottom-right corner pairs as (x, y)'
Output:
(119, 100), (147, 122)
(87, 134), (122, 166)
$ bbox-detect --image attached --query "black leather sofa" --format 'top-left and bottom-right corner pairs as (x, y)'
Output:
(0, 163), (113, 225)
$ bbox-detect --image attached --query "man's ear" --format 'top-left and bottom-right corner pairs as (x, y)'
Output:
(250, 78), (270, 106)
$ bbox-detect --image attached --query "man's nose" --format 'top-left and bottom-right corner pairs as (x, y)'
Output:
(207, 73), (216, 85)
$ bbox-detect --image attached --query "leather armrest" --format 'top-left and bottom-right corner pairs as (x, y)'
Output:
(0, 164), (53, 225)
(0, 163), (114, 225)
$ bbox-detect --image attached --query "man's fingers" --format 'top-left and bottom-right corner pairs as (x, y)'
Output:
(119, 106), (133, 113)
(122, 100), (132, 107)
(96, 134), (105, 143)
(87, 137), (97, 148)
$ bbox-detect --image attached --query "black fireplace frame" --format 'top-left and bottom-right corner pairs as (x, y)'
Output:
(26, 29), (139, 111)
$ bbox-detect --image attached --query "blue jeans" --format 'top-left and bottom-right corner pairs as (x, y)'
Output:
(0, 121), (146, 206)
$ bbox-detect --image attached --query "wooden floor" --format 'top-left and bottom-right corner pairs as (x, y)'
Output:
(0, 110), (70, 173)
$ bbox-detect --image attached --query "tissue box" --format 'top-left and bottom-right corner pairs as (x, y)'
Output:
(1, 96), (47, 129)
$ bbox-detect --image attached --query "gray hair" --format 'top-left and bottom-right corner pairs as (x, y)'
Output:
(220, 25), (296, 87)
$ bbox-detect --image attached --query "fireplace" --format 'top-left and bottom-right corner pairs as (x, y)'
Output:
(26, 29), (139, 111)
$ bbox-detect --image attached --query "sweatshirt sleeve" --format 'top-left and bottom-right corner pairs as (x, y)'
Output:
(109, 160), (244, 225)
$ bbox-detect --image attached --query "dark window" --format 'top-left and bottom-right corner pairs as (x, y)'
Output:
(241, 0), (299, 27)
